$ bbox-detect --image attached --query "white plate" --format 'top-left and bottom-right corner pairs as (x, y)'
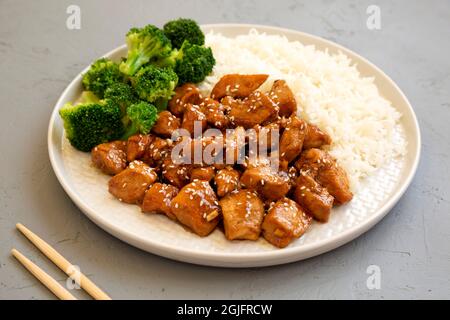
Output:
(48, 24), (420, 267)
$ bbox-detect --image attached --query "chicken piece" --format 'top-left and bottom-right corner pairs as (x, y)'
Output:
(142, 183), (178, 220)
(262, 198), (312, 248)
(108, 160), (158, 204)
(126, 134), (153, 162)
(161, 156), (191, 189)
(294, 148), (353, 204)
(91, 141), (127, 175)
(142, 136), (172, 166)
(287, 166), (299, 186)
(170, 180), (220, 237)
(240, 165), (291, 201)
(303, 123), (332, 149)
(277, 158), (289, 172)
(212, 162), (227, 170)
(168, 83), (202, 116)
(211, 74), (269, 100)
(190, 166), (215, 182)
(243, 155), (273, 170)
(279, 115), (307, 163)
(200, 97), (230, 129)
(243, 154), (288, 174)
(223, 91), (279, 129)
(151, 111), (181, 138)
(181, 103), (207, 137)
(215, 167), (240, 197)
(293, 174), (334, 222)
(269, 80), (297, 117)
(317, 163), (353, 204)
(219, 190), (265, 240)
(294, 148), (324, 174)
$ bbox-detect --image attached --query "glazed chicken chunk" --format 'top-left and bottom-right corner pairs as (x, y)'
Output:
(170, 180), (220, 237)
(262, 197), (312, 248)
(293, 174), (334, 222)
(126, 134), (153, 162)
(219, 190), (265, 241)
(181, 104), (207, 137)
(200, 97), (230, 129)
(279, 115), (307, 163)
(108, 160), (158, 204)
(143, 136), (172, 166)
(91, 140), (127, 175)
(243, 155), (273, 169)
(142, 182), (178, 220)
(168, 83), (202, 116)
(240, 165), (291, 201)
(190, 166), (216, 182)
(215, 167), (241, 197)
(223, 91), (279, 129)
(269, 80), (297, 117)
(211, 74), (269, 100)
(303, 124), (332, 149)
(295, 148), (353, 204)
(161, 156), (191, 189)
(317, 163), (353, 204)
(151, 110), (181, 138)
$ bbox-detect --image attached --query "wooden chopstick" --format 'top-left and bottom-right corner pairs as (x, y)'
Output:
(16, 223), (111, 300)
(11, 248), (77, 300)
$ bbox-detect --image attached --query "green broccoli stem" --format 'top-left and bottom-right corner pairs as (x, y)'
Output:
(121, 115), (131, 128)
(121, 122), (139, 140)
(154, 49), (179, 68)
(120, 55), (144, 76)
(154, 97), (169, 111)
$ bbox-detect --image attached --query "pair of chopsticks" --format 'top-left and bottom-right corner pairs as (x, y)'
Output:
(11, 223), (111, 300)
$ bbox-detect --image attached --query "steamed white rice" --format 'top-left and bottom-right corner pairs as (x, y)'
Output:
(199, 30), (406, 190)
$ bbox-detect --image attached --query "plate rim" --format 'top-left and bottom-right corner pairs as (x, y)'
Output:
(48, 23), (421, 267)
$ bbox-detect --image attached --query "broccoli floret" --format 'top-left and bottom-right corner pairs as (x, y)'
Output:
(158, 41), (215, 84)
(59, 100), (124, 152)
(156, 41), (215, 84)
(120, 25), (172, 76)
(175, 41), (215, 84)
(163, 18), (204, 49)
(104, 82), (139, 115)
(122, 101), (158, 139)
(131, 65), (178, 110)
(82, 58), (123, 98)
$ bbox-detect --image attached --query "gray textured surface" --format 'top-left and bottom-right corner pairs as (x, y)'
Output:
(0, 0), (449, 300)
